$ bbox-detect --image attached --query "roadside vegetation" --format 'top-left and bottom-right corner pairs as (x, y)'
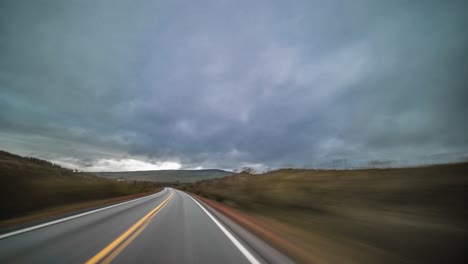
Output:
(0, 150), (161, 223)
(182, 163), (468, 264)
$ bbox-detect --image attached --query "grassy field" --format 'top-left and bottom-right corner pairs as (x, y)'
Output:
(94, 169), (234, 183)
(182, 163), (468, 264)
(0, 150), (160, 222)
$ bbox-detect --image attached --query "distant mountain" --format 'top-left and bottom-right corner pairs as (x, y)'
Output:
(94, 169), (235, 183)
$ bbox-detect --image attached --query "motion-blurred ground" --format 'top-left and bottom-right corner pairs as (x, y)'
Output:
(183, 163), (468, 264)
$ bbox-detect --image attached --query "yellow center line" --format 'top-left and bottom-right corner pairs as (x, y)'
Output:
(85, 191), (173, 264)
(100, 220), (151, 264)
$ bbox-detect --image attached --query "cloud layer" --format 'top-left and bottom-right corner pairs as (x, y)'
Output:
(1, 0), (467, 171)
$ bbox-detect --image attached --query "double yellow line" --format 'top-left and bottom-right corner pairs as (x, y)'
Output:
(86, 191), (174, 264)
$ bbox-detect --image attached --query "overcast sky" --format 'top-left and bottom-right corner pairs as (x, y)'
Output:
(1, 0), (467, 171)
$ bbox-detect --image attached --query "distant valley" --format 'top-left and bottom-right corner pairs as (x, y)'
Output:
(94, 169), (235, 183)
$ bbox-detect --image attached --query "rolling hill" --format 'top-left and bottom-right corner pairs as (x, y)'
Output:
(0, 150), (159, 222)
(183, 162), (468, 263)
(94, 169), (235, 183)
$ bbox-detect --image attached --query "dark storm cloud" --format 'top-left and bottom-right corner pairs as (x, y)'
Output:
(1, 0), (467, 171)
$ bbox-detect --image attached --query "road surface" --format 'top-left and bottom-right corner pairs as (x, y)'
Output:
(0, 188), (292, 264)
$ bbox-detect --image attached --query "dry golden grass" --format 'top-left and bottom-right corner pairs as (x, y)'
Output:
(183, 163), (468, 264)
(0, 150), (161, 222)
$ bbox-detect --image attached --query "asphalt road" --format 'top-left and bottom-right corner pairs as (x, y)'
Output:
(0, 188), (292, 264)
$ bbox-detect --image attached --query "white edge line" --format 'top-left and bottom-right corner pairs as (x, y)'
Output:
(183, 191), (261, 264)
(0, 188), (169, 240)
